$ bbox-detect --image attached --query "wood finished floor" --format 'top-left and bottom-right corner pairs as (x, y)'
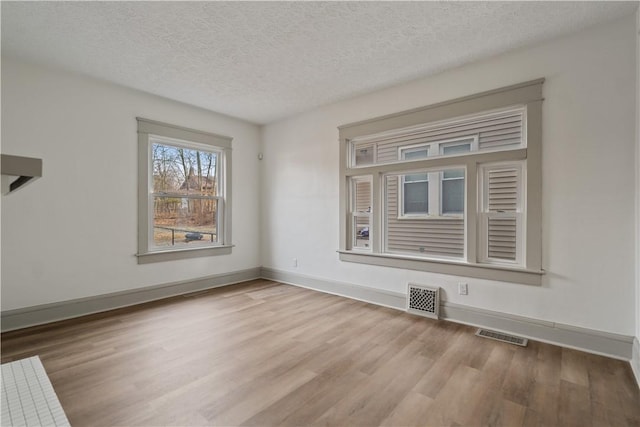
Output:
(2, 279), (639, 427)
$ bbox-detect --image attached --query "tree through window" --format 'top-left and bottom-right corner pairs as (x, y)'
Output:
(151, 139), (221, 248)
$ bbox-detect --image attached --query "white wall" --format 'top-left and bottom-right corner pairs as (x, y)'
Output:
(634, 6), (640, 381)
(261, 14), (637, 335)
(638, 4), (640, 342)
(1, 57), (261, 310)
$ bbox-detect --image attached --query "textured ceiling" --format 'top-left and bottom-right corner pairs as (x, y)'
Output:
(2, 1), (637, 124)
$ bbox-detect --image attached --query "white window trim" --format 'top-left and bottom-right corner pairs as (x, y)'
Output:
(338, 79), (544, 286)
(136, 118), (233, 264)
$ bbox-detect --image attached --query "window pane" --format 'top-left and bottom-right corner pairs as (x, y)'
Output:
(402, 147), (429, 184)
(442, 178), (464, 214)
(404, 181), (428, 214)
(354, 143), (374, 166)
(442, 143), (471, 180)
(487, 168), (519, 212)
(488, 217), (517, 260)
(152, 142), (218, 196)
(405, 172), (429, 182)
(385, 175), (464, 258)
(442, 143), (471, 156)
(353, 216), (370, 249)
(443, 169), (464, 180)
(153, 196), (218, 248)
(403, 147), (429, 160)
(353, 178), (371, 213)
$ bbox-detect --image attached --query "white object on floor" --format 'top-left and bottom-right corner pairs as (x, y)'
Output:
(1, 356), (70, 427)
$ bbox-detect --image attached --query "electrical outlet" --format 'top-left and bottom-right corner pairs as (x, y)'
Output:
(458, 283), (468, 295)
(293, 258), (298, 268)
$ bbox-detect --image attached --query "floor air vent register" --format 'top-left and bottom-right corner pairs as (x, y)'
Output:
(476, 328), (528, 346)
(407, 284), (440, 319)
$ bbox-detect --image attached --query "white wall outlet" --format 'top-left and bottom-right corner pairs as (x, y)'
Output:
(292, 258), (298, 268)
(458, 282), (468, 295)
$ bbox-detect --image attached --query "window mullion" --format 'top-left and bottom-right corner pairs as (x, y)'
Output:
(466, 161), (478, 263)
(372, 173), (381, 253)
(429, 171), (440, 216)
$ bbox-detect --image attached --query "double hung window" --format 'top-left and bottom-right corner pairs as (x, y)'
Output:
(338, 80), (543, 285)
(137, 118), (233, 263)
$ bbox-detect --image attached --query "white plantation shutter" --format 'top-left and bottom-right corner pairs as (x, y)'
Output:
(488, 218), (517, 260)
(487, 168), (519, 212)
(479, 162), (524, 265)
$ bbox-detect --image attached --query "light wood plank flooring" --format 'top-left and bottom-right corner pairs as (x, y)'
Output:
(2, 279), (639, 426)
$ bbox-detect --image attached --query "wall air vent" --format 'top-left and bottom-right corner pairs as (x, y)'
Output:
(407, 283), (439, 319)
(476, 328), (528, 346)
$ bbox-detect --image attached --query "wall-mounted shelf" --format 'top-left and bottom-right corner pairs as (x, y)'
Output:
(1, 154), (43, 194)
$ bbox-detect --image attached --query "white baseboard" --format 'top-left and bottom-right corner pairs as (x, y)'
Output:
(1, 267), (262, 332)
(260, 267), (634, 361)
(632, 337), (640, 387)
(260, 267), (407, 310)
(2, 266), (635, 366)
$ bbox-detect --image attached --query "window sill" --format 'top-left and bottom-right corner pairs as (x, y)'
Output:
(137, 245), (233, 264)
(337, 250), (543, 286)
(397, 214), (463, 220)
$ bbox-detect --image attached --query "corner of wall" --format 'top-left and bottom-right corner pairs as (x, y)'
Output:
(0, 43), (3, 295)
(633, 337), (640, 388)
(257, 123), (266, 268)
(634, 5), (640, 388)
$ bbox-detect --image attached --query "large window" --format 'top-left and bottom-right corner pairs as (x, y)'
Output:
(338, 80), (543, 285)
(137, 118), (232, 263)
